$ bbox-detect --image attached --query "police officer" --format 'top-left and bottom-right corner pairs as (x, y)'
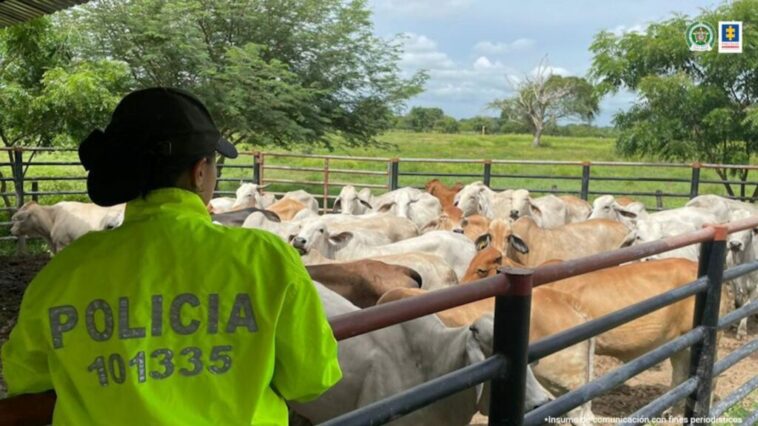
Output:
(1, 87), (342, 425)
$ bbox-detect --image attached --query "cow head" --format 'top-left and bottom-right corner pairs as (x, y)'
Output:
(10, 202), (41, 237)
(232, 183), (269, 209)
(290, 220), (353, 258)
(334, 185), (373, 214)
(462, 246), (502, 283)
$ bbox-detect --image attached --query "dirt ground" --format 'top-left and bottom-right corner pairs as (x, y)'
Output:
(0, 255), (755, 423)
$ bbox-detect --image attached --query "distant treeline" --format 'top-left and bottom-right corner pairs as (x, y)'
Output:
(392, 107), (618, 138)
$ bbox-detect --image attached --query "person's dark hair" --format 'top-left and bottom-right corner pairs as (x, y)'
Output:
(79, 87), (237, 207)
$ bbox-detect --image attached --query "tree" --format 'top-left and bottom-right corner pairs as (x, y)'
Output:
(489, 63), (599, 147)
(0, 18), (131, 208)
(69, 0), (426, 148)
(459, 116), (500, 134)
(0, 18), (131, 150)
(433, 116), (459, 133)
(404, 107), (445, 132)
(589, 0), (758, 198)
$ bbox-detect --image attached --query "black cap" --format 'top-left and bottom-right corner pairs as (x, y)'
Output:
(79, 87), (238, 206)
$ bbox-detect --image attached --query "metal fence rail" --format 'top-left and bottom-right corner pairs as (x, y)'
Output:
(4, 147), (758, 251)
(322, 218), (758, 426)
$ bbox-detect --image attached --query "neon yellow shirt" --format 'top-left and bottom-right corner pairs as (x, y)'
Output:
(1, 188), (341, 425)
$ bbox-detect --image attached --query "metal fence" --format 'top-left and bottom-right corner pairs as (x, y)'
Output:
(322, 219), (758, 425)
(3, 147), (758, 251)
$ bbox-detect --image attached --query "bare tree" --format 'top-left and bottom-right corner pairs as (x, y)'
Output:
(490, 59), (598, 147)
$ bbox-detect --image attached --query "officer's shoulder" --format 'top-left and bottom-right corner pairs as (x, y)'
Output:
(217, 225), (299, 258)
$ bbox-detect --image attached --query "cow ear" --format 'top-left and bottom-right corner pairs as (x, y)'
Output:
(332, 199), (342, 213)
(420, 218), (439, 233)
(264, 210), (281, 223)
(359, 199), (373, 209)
(509, 234), (529, 254)
(474, 233), (492, 251)
(377, 201), (395, 213)
(615, 206), (638, 219)
(529, 200), (542, 217)
(329, 231), (354, 246)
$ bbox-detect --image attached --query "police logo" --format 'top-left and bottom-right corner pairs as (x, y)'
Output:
(687, 22), (715, 52)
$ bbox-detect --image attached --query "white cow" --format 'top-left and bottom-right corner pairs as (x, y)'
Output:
(242, 211), (302, 241)
(316, 213), (419, 242)
(333, 185), (373, 215)
(636, 210), (725, 261)
(290, 219), (394, 258)
(11, 201), (124, 253)
(378, 190), (442, 229)
(452, 182), (514, 219)
(207, 197), (236, 213)
(510, 190), (588, 228)
(725, 210), (758, 339)
(290, 284), (553, 426)
(230, 183), (276, 210)
(293, 227), (475, 281)
(589, 195), (648, 228)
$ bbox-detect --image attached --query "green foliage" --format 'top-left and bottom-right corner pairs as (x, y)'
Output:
(71, 0), (426, 147)
(402, 107), (445, 132)
(458, 116), (501, 134)
(0, 18), (131, 148)
(590, 0), (758, 170)
(433, 116), (459, 133)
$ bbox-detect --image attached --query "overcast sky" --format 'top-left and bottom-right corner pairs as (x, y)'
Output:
(368, 0), (724, 125)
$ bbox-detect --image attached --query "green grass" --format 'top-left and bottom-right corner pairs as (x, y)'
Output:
(2, 131), (757, 255)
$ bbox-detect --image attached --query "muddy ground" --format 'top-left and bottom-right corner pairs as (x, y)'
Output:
(0, 255), (755, 423)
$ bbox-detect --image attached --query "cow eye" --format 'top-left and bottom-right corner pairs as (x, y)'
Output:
(319, 229), (324, 233)
(477, 268), (488, 276)
(604, 206), (610, 210)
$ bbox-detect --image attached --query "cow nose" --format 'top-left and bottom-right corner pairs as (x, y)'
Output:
(510, 209), (519, 219)
(292, 237), (307, 248)
(452, 228), (464, 234)
(729, 241), (743, 251)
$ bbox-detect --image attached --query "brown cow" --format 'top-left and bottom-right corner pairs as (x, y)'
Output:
(476, 217), (634, 267)
(306, 260), (422, 308)
(266, 198), (307, 221)
(460, 248), (729, 412)
(421, 205), (490, 242)
(425, 178), (463, 209)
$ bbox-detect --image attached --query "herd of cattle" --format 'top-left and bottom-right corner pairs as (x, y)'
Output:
(8, 180), (758, 424)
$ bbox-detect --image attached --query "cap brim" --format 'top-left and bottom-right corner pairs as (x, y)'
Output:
(215, 136), (238, 159)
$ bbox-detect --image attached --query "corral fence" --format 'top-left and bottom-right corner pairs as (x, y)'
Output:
(321, 220), (758, 425)
(2, 147), (758, 252)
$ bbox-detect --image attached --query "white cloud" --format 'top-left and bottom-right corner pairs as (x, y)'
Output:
(609, 23), (648, 36)
(474, 38), (536, 55)
(400, 33), (456, 70)
(374, 0), (473, 18)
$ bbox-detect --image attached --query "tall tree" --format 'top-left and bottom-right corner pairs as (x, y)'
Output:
(489, 63), (598, 147)
(590, 0), (758, 198)
(403, 107), (445, 132)
(69, 0), (426, 148)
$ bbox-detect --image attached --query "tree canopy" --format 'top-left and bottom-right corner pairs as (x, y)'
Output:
(0, 19), (131, 148)
(590, 0), (758, 196)
(69, 0), (426, 148)
(489, 65), (598, 147)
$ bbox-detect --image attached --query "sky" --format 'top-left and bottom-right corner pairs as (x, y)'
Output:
(367, 0), (724, 125)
